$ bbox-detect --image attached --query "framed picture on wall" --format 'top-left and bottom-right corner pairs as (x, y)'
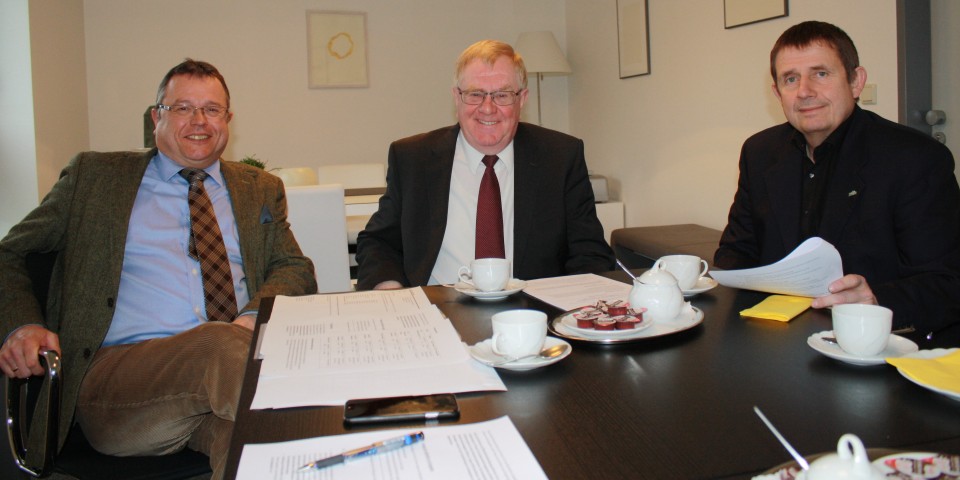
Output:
(617, 0), (650, 78)
(724, 0), (788, 29)
(307, 11), (369, 88)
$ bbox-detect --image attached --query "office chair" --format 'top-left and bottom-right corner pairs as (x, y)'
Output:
(4, 252), (212, 480)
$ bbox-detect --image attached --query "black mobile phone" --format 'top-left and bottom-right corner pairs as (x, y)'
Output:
(343, 394), (460, 425)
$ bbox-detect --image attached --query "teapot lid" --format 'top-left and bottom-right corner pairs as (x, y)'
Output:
(638, 267), (678, 285)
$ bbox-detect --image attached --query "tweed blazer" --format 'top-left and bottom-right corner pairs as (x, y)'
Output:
(715, 107), (960, 332)
(0, 149), (317, 450)
(355, 122), (615, 289)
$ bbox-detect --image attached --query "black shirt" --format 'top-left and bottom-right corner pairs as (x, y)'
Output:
(792, 115), (854, 241)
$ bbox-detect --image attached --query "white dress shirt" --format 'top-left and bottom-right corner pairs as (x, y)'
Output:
(429, 133), (515, 284)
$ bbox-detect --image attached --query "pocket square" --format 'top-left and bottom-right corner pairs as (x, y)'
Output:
(259, 205), (274, 224)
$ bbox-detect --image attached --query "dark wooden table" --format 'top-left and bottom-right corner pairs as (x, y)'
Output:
(225, 273), (960, 479)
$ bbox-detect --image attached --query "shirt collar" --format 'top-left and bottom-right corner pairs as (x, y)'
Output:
(155, 151), (225, 187)
(790, 106), (857, 157)
(456, 131), (515, 174)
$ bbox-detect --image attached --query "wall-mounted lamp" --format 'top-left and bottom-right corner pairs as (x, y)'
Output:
(515, 31), (572, 126)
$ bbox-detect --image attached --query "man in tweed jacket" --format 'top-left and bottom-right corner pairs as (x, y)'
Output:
(0, 60), (316, 479)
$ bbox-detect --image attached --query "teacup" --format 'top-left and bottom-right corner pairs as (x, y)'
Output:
(798, 434), (884, 480)
(652, 255), (709, 290)
(491, 309), (547, 358)
(832, 304), (893, 357)
(458, 258), (510, 292)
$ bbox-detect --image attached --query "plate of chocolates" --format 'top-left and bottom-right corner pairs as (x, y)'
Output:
(562, 301), (653, 337)
(550, 300), (704, 344)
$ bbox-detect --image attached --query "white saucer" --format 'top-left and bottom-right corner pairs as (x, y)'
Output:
(893, 348), (960, 402)
(682, 277), (718, 297)
(454, 279), (526, 301)
(807, 331), (919, 366)
(468, 337), (571, 371)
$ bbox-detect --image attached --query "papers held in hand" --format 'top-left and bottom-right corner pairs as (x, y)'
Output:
(710, 237), (844, 297)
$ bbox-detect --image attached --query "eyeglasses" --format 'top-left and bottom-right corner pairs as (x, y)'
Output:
(457, 89), (523, 106)
(156, 103), (229, 119)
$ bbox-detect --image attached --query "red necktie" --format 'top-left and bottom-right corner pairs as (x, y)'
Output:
(180, 168), (238, 322)
(476, 155), (505, 259)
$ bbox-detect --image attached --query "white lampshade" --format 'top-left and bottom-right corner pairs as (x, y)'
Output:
(515, 31), (572, 74)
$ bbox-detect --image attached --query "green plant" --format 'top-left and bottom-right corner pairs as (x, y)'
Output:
(240, 154), (266, 169)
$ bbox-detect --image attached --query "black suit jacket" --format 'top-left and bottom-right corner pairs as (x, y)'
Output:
(356, 123), (614, 289)
(715, 107), (960, 332)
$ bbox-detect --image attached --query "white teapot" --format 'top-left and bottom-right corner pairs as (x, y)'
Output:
(798, 434), (884, 480)
(628, 264), (686, 322)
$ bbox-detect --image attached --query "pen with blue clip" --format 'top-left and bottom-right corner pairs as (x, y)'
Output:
(297, 431), (425, 472)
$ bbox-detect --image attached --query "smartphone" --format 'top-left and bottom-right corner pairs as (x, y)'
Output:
(343, 394), (460, 425)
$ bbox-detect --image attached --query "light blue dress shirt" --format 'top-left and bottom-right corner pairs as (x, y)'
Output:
(102, 153), (250, 346)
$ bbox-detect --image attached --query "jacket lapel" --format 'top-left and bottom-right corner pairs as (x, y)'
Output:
(416, 127), (457, 284)
(221, 161), (264, 292)
(106, 151), (155, 257)
(764, 141), (802, 252)
(819, 110), (868, 243)
(512, 125), (537, 269)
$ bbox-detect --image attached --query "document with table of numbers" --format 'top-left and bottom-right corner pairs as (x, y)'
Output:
(251, 288), (505, 409)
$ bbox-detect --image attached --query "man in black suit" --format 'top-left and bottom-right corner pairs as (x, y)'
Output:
(715, 21), (960, 333)
(356, 40), (614, 290)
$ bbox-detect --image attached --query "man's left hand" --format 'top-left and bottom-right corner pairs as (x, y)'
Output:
(811, 274), (877, 309)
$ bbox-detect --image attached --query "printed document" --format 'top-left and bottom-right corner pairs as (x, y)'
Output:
(523, 273), (632, 311)
(236, 416), (548, 480)
(252, 288), (504, 409)
(710, 237), (844, 297)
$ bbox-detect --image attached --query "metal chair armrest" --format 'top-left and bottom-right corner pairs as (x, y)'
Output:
(5, 349), (61, 478)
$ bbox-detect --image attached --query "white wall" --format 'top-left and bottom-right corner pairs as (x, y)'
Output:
(0, 0), (89, 234)
(11, 0), (919, 237)
(0, 0), (38, 235)
(30, 0), (90, 198)
(567, 0), (899, 230)
(82, 0), (569, 170)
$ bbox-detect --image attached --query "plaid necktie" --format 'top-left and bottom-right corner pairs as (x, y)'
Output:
(179, 168), (238, 322)
(476, 155), (505, 259)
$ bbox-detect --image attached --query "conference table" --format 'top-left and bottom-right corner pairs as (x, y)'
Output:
(224, 272), (960, 479)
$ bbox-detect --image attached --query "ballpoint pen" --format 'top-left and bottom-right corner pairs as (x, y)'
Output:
(297, 431), (425, 472)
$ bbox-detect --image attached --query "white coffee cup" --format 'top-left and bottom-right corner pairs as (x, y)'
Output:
(831, 304), (893, 357)
(458, 258), (510, 292)
(652, 255), (709, 290)
(798, 434), (885, 480)
(491, 309), (547, 358)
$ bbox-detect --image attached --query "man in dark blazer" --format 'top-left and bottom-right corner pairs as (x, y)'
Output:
(0, 60), (316, 479)
(356, 40), (614, 290)
(715, 21), (960, 334)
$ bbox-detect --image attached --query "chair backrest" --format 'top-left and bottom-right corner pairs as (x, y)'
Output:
(316, 163), (386, 190)
(272, 167), (318, 187)
(285, 184), (352, 293)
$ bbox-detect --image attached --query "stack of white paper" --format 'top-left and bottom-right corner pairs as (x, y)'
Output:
(523, 273), (632, 311)
(710, 237), (844, 297)
(236, 416), (548, 480)
(252, 288), (505, 409)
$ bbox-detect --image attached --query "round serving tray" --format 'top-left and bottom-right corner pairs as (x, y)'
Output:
(549, 306), (703, 345)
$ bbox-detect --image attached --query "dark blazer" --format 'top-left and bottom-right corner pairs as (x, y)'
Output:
(0, 149), (317, 449)
(356, 123), (614, 289)
(715, 107), (960, 332)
